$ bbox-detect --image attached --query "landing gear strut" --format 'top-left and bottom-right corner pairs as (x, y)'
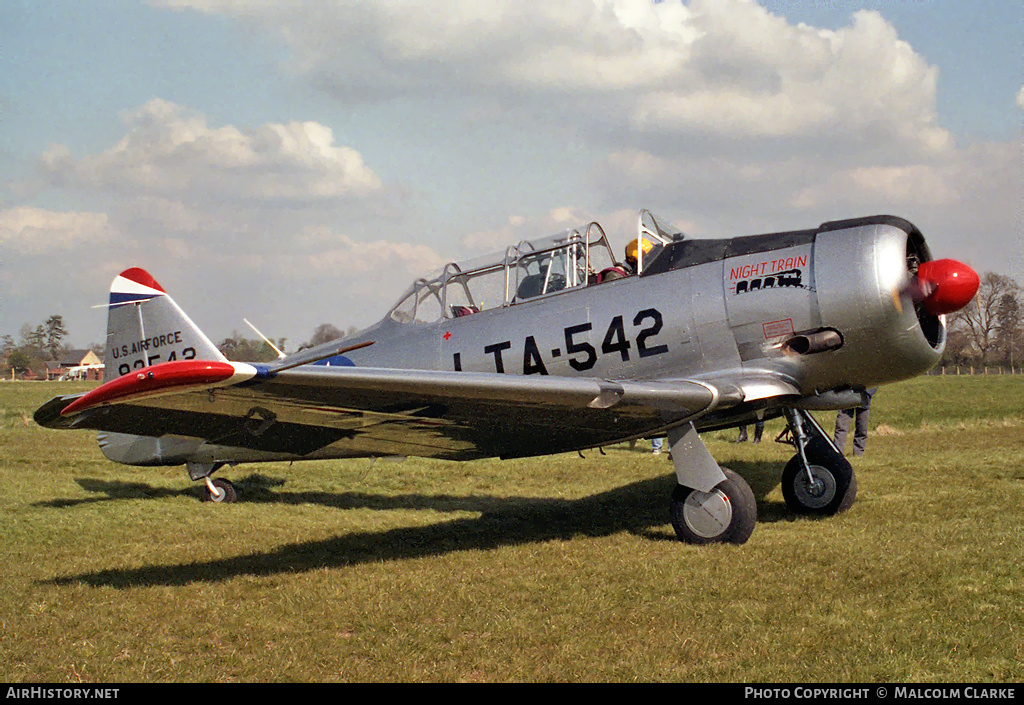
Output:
(188, 461), (238, 504)
(666, 423), (757, 544)
(780, 409), (856, 515)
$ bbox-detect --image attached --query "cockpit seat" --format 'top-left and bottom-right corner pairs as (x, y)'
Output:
(517, 273), (566, 300)
(450, 305), (479, 318)
(597, 266), (627, 283)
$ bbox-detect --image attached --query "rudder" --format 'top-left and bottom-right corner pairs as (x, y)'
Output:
(104, 268), (226, 380)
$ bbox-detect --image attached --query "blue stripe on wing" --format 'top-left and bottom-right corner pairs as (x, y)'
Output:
(311, 355), (356, 367)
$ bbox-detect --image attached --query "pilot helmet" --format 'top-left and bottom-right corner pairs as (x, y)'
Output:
(625, 237), (653, 262)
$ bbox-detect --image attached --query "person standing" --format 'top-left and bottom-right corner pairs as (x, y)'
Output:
(629, 437), (665, 454)
(735, 420), (764, 443)
(834, 388), (878, 456)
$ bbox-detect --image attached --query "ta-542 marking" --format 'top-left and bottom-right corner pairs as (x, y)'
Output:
(460, 308), (669, 374)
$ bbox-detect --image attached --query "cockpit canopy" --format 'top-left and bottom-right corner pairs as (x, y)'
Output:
(389, 210), (683, 324)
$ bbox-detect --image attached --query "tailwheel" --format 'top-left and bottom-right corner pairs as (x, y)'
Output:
(781, 456), (856, 516)
(669, 468), (756, 545)
(201, 477), (238, 504)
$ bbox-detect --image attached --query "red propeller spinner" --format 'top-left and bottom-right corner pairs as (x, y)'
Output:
(913, 259), (980, 316)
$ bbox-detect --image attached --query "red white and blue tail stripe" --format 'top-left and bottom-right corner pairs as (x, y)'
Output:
(109, 267), (167, 307)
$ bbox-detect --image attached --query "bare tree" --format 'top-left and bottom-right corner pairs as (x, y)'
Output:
(997, 291), (1022, 366)
(20, 324), (45, 357)
(300, 324), (343, 351)
(951, 272), (1020, 364)
(217, 332), (281, 362)
(940, 329), (974, 366)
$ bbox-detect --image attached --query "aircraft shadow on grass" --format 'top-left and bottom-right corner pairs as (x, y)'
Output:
(42, 461), (788, 589)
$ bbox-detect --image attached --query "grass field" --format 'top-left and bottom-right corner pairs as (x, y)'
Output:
(1, 376), (1022, 682)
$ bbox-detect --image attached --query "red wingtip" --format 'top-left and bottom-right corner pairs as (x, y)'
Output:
(916, 259), (980, 315)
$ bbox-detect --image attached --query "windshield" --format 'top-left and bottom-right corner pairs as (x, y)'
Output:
(388, 212), (678, 323)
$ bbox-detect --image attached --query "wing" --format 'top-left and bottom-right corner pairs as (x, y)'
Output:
(35, 361), (730, 461)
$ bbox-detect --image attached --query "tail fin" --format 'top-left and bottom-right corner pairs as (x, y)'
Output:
(104, 268), (226, 380)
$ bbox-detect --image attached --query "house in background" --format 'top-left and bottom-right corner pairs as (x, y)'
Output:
(47, 350), (104, 381)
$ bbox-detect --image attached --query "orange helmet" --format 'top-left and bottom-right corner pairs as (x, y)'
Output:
(625, 237), (653, 262)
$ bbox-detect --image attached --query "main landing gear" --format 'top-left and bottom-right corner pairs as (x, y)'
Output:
(666, 423), (757, 545)
(669, 468), (757, 545)
(665, 409), (857, 545)
(188, 461), (238, 504)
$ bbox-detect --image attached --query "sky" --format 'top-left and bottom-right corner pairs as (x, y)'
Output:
(2, 0), (1021, 351)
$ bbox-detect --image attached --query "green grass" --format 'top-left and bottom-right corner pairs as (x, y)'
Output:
(1, 378), (1022, 682)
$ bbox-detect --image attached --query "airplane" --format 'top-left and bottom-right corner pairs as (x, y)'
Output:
(34, 210), (980, 545)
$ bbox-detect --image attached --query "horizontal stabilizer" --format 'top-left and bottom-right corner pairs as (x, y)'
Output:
(59, 360), (258, 417)
(33, 394), (85, 429)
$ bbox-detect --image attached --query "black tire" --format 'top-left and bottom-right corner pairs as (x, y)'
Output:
(781, 455), (856, 515)
(669, 468), (757, 545)
(201, 478), (238, 504)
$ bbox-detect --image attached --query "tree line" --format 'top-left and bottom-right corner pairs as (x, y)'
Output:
(1, 315), (77, 378)
(942, 272), (1022, 368)
(215, 323), (362, 362)
(1, 318), (363, 377)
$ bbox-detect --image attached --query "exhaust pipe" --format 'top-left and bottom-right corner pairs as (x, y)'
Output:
(783, 328), (843, 356)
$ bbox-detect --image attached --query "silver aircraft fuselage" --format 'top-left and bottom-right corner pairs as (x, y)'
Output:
(86, 214), (950, 467)
(320, 215), (943, 414)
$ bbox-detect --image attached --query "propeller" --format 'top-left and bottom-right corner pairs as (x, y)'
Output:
(904, 258), (980, 315)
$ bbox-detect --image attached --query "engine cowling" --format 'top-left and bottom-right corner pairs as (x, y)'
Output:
(810, 216), (977, 390)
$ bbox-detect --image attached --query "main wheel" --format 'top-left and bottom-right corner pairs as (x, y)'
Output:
(669, 468), (757, 545)
(201, 478), (238, 504)
(781, 456), (856, 515)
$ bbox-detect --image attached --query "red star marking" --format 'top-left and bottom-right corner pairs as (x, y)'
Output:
(443, 331), (451, 340)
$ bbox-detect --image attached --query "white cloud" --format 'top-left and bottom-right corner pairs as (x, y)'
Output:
(794, 142), (1020, 218)
(182, 227), (450, 327)
(10, 2), (1020, 346)
(460, 207), (600, 253)
(593, 136), (1020, 247)
(790, 165), (961, 211)
(160, 1), (950, 157)
(629, 7), (949, 156)
(112, 195), (230, 235)
(290, 227), (447, 278)
(40, 99), (383, 203)
(0, 207), (114, 255)
(596, 148), (795, 220)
